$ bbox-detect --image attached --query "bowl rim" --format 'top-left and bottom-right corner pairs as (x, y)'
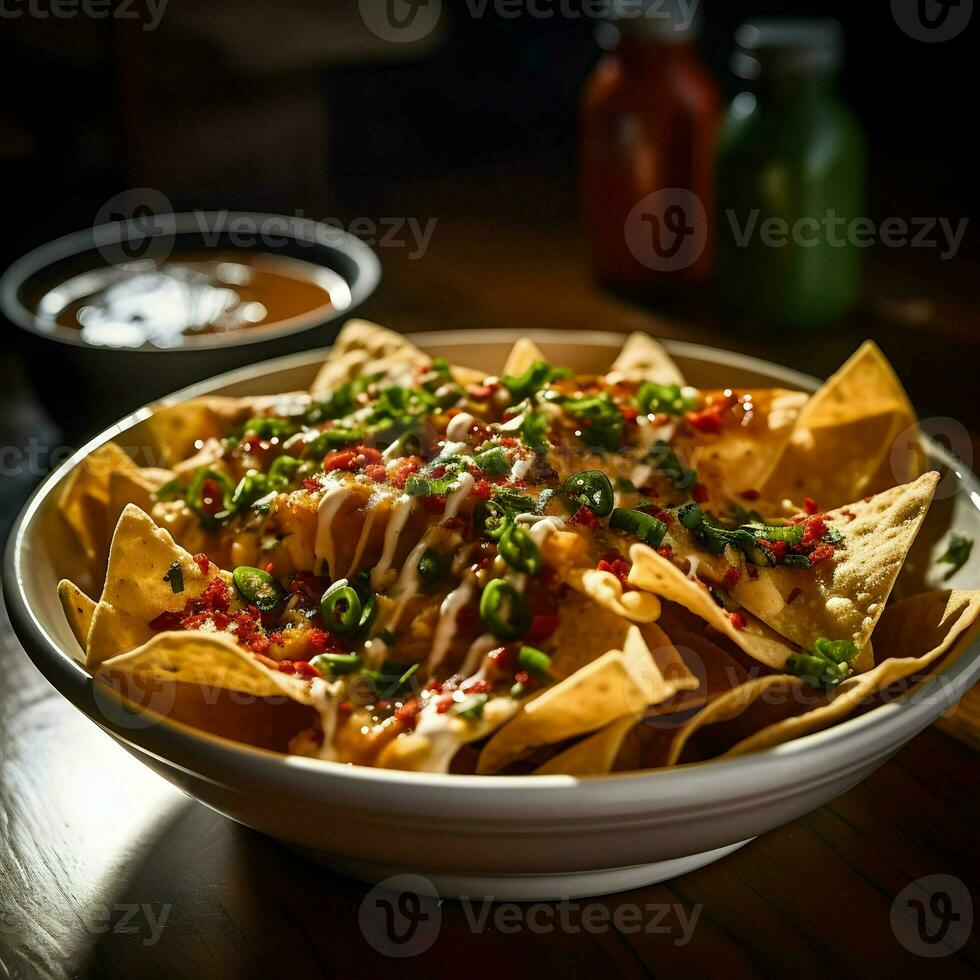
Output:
(5, 328), (980, 802)
(0, 210), (382, 353)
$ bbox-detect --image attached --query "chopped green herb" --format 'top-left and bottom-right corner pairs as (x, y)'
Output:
(635, 382), (698, 416)
(786, 637), (857, 688)
(501, 360), (572, 401)
(473, 446), (511, 475)
(562, 393), (624, 453)
(938, 533), (973, 581)
(162, 561), (184, 594)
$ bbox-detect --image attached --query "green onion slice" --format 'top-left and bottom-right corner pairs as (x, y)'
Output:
(610, 508), (668, 548)
(310, 652), (361, 677)
(417, 548), (444, 585)
(319, 583), (362, 635)
(562, 470), (614, 517)
(518, 645), (552, 678)
(497, 523), (540, 575)
(479, 579), (531, 641)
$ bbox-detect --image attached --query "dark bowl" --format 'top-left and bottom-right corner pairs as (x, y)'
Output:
(1, 211), (381, 435)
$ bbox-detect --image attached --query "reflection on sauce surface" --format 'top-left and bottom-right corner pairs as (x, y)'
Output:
(33, 250), (349, 348)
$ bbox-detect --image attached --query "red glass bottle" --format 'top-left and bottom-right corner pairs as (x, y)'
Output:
(580, 4), (721, 290)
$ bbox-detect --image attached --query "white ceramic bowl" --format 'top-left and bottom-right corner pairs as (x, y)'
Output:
(6, 330), (980, 901)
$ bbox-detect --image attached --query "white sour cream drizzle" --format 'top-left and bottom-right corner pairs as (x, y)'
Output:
(315, 481), (351, 577)
(428, 581), (476, 674)
(371, 494), (415, 590)
(445, 412), (477, 443)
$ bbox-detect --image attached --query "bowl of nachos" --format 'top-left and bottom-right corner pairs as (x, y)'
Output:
(6, 322), (979, 898)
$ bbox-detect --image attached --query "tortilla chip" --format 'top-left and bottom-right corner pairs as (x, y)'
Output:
(375, 695), (521, 773)
(725, 473), (939, 654)
(310, 320), (430, 396)
(723, 590), (980, 758)
(672, 389), (808, 506)
(564, 567), (662, 623)
(758, 341), (925, 508)
(85, 504), (231, 668)
(99, 631), (315, 702)
(627, 543), (796, 669)
(476, 627), (679, 774)
(534, 715), (639, 776)
(59, 442), (143, 567)
(608, 332), (685, 386)
(667, 674), (815, 765)
(501, 338), (548, 379)
(58, 579), (96, 653)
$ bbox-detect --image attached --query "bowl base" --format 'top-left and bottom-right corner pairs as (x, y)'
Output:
(287, 838), (754, 901)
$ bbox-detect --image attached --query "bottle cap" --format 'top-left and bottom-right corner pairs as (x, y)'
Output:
(732, 18), (844, 79)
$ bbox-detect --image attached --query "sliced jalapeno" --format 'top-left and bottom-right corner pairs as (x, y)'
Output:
(479, 579), (531, 642)
(232, 566), (284, 612)
(562, 470), (614, 517)
(497, 523), (540, 575)
(320, 583), (362, 635)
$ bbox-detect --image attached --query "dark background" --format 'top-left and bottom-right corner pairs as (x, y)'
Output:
(1, 0), (974, 259)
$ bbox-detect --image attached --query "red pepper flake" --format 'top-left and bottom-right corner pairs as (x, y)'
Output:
(729, 611), (746, 630)
(808, 544), (835, 564)
(303, 476), (322, 493)
(514, 670), (531, 686)
(192, 553), (211, 575)
(692, 483), (710, 504)
(422, 494), (447, 515)
(323, 450), (358, 472)
(800, 515), (829, 547)
(395, 699), (421, 726)
(597, 552), (632, 587)
(462, 678), (492, 695)
(657, 545), (673, 559)
(435, 694), (454, 714)
(803, 497), (819, 516)
(759, 539), (787, 562)
(569, 505), (599, 529)
(786, 587), (802, 605)
(472, 479), (493, 501)
(264, 562), (275, 575)
(740, 489), (760, 501)
(723, 565), (742, 589)
(306, 628), (336, 653)
(524, 612), (559, 644)
(488, 646), (517, 673)
(390, 455), (424, 489)
(364, 463), (387, 483)
(200, 478), (223, 515)
(620, 405), (639, 422)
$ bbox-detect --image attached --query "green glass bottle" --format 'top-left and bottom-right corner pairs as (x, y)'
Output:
(716, 19), (868, 330)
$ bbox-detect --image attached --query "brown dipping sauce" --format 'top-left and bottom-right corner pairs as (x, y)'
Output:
(32, 250), (349, 348)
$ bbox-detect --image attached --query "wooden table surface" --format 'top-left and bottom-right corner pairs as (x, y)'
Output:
(2, 179), (978, 977)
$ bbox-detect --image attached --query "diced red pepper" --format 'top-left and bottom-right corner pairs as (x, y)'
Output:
(729, 611), (746, 630)
(200, 478), (223, 515)
(192, 553), (211, 575)
(390, 455), (424, 490)
(803, 497), (819, 516)
(800, 514), (829, 547)
(808, 544), (835, 564)
(472, 479), (493, 501)
(568, 505), (598, 529)
(323, 450), (358, 472)
(364, 464), (387, 483)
